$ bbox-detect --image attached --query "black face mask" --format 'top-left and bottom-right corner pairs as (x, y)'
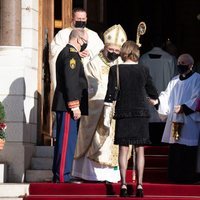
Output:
(107, 51), (119, 61)
(74, 21), (86, 28)
(80, 43), (87, 52)
(177, 64), (189, 74)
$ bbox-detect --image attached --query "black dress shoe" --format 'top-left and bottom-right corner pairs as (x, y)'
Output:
(52, 176), (59, 183)
(120, 184), (128, 197)
(136, 184), (144, 197)
(136, 188), (143, 197)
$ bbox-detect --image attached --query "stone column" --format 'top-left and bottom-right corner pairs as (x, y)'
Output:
(0, 0), (21, 46)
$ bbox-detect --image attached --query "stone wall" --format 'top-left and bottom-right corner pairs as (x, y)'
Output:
(0, 0), (39, 183)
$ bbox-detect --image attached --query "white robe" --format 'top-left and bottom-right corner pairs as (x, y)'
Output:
(158, 72), (200, 146)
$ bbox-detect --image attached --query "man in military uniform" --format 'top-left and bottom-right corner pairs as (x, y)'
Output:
(52, 28), (88, 183)
(50, 7), (104, 140)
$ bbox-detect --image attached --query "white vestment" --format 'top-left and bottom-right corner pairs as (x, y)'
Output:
(158, 72), (200, 146)
(72, 53), (121, 183)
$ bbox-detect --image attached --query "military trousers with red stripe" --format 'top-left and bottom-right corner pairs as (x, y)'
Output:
(52, 111), (78, 182)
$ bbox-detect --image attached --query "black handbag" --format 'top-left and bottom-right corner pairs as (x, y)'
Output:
(113, 64), (120, 100)
(112, 64), (120, 117)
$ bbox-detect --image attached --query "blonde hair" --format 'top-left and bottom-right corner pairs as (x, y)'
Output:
(120, 40), (140, 62)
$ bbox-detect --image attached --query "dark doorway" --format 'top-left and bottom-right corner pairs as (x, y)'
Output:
(107, 0), (200, 65)
(73, 0), (84, 8)
(73, 0), (200, 65)
(106, 0), (176, 55)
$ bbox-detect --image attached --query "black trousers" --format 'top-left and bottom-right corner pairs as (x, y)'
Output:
(168, 143), (199, 183)
(149, 122), (165, 145)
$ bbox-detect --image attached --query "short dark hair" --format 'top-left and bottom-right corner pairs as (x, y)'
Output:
(72, 8), (87, 18)
(69, 28), (86, 40)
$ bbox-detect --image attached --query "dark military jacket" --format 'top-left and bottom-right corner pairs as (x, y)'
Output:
(52, 44), (88, 115)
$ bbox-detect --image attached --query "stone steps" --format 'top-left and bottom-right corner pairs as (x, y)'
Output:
(25, 145), (169, 183)
(31, 157), (53, 170)
(25, 146), (54, 182)
(0, 145), (169, 199)
(0, 183), (29, 199)
(26, 170), (53, 182)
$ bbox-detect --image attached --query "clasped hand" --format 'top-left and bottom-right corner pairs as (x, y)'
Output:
(174, 105), (183, 113)
(79, 50), (89, 58)
(72, 108), (81, 120)
(147, 97), (158, 106)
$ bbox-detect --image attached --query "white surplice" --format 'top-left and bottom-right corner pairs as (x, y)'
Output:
(158, 72), (200, 146)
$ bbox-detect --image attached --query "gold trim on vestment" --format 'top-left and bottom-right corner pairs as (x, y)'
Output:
(99, 51), (110, 67)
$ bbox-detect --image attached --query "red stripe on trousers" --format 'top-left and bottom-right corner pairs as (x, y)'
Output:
(59, 112), (70, 182)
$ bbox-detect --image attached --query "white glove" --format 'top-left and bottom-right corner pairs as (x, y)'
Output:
(103, 105), (113, 128)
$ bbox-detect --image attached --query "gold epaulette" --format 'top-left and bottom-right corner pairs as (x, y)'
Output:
(69, 47), (77, 53)
(68, 100), (80, 109)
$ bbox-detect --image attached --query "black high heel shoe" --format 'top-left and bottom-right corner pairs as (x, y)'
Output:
(136, 184), (144, 197)
(120, 184), (128, 197)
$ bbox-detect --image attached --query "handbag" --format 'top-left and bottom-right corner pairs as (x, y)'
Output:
(111, 64), (120, 117)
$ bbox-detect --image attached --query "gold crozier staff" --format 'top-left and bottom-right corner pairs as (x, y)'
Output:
(132, 21), (147, 181)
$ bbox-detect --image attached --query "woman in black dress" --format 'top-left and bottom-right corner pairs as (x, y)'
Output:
(104, 41), (158, 197)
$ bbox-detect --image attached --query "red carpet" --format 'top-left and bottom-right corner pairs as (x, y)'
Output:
(25, 183), (200, 200)
(24, 146), (200, 200)
(27, 182), (200, 196)
(24, 196), (200, 200)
